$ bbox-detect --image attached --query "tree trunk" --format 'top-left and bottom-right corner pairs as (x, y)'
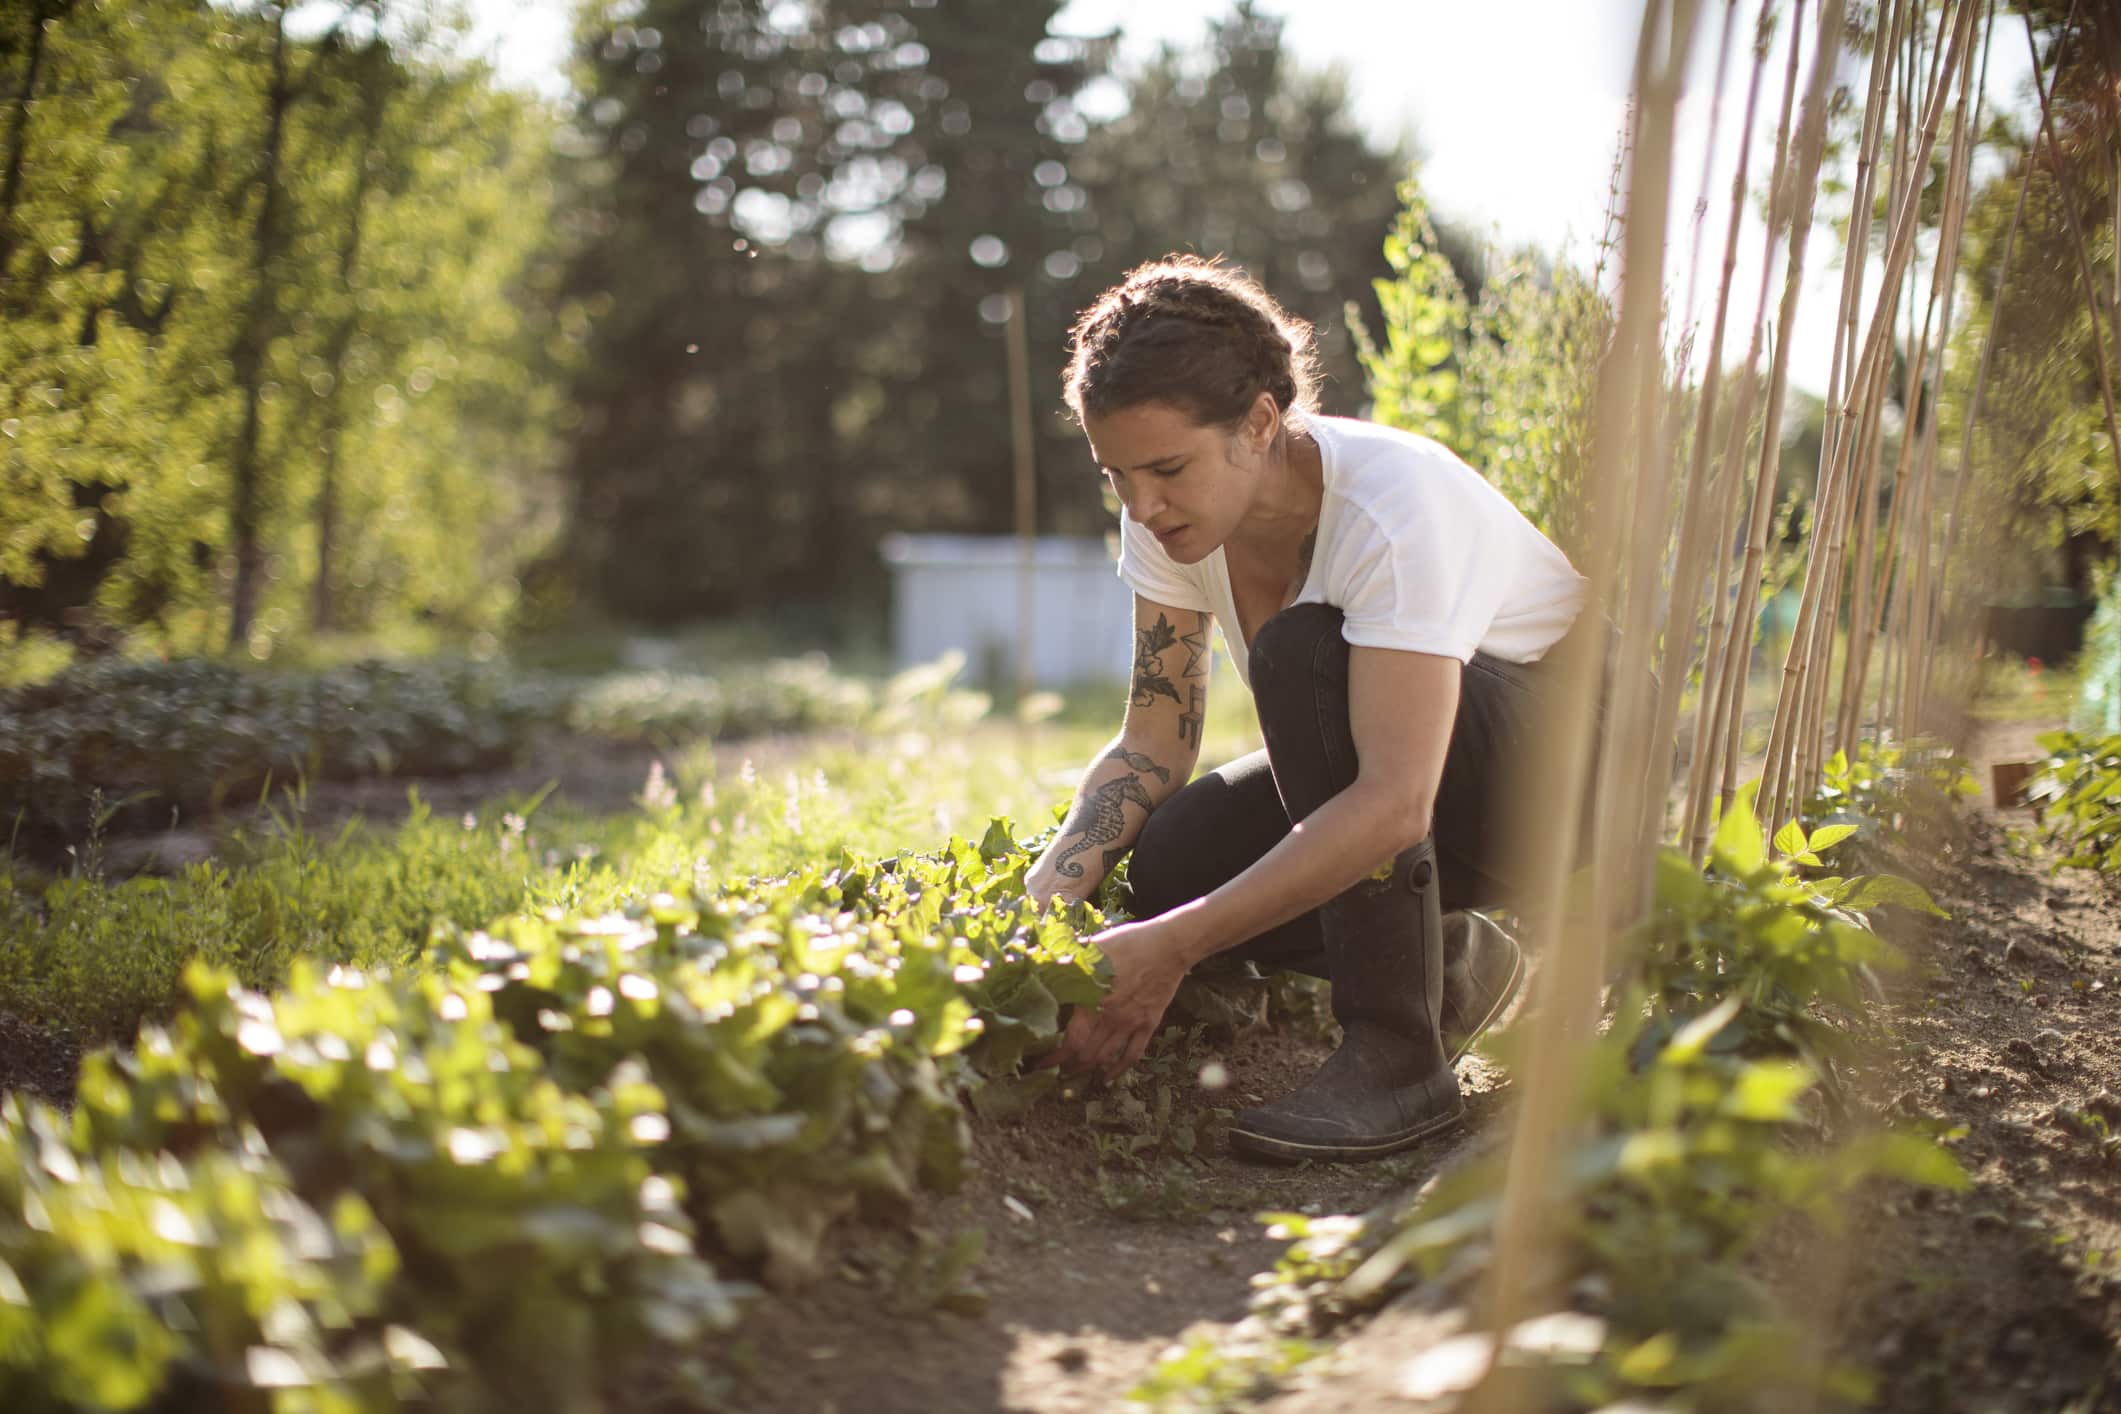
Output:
(227, 10), (291, 650)
(312, 49), (387, 634)
(0, 0), (56, 281)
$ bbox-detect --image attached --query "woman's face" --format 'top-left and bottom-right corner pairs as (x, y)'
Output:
(1083, 398), (1273, 564)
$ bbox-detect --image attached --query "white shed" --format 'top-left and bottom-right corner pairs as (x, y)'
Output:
(879, 533), (1133, 687)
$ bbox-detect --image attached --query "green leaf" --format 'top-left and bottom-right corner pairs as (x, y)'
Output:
(1773, 819), (1807, 858)
(977, 818), (1017, 862)
(1719, 1060), (1815, 1121)
(1839, 874), (1948, 917)
(1710, 793), (1767, 876)
(1807, 823), (1859, 852)
(1662, 994), (1743, 1064)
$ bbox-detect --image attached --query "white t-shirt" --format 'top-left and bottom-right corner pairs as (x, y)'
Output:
(1115, 415), (1587, 689)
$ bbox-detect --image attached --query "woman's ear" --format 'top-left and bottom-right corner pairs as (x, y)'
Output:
(1245, 390), (1281, 452)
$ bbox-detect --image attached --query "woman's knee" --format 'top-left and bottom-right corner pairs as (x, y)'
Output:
(1125, 790), (1210, 919)
(1124, 757), (1283, 919)
(1247, 602), (1344, 694)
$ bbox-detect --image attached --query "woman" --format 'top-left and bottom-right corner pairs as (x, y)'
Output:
(1024, 255), (1594, 1163)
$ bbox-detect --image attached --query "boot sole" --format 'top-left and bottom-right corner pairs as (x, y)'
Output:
(1449, 930), (1527, 1066)
(1226, 1101), (1465, 1164)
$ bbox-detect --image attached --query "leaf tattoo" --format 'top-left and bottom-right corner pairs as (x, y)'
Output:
(1132, 613), (1182, 708)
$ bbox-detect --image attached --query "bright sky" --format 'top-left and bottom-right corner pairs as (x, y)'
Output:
(461, 0), (2039, 397)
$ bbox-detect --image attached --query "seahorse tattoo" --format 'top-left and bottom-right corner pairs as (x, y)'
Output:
(1102, 745), (1171, 784)
(1052, 774), (1156, 879)
(1132, 614), (1182, 707)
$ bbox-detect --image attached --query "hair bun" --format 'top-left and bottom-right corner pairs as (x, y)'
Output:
(1063, 255), (1321, 430)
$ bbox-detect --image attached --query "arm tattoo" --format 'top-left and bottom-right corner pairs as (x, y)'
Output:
(1178, 684), (1204, 750)
(1052, 774), (1156, 879)
(1131, 613), (1182, 707)
(1179, 612), (1210, 679)
(1103, 745), (1171, 784)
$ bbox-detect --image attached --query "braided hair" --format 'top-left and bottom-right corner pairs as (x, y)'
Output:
(1062, 255), (1322, 431)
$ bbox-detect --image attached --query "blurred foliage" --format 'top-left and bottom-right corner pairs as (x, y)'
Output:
(0, 0), (569, 656)
(2032, 727), (2121, 872)
(547, 0), (1414, 623)
(0, 656), (560, 845)
(0, 650), (950, 849)
(1939, 0), (2120, 601)
(1353, 171), (1615, 561)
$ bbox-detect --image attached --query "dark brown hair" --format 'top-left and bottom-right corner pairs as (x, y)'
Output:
(1062, 255), (1322, 430)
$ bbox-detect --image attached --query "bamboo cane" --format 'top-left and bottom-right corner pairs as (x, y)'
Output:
(1787, 0), (1909, 808)
(1902, 14), (1984, 740)
(1828, 0), (1898, 756)
(1758, 0), (1976, 824)
(1646, 0), (1768, 856)
(1749, 0), (1920, 832)
(1834, 305), (1903, 750)
(1681, 4), (1791, 860)
(1788, 0), (1944, 810)
(1705, 0), (1811, 836)
(1937, 9), (2043, 631)
(1474, 3), (1705, 1400)
(1685, 366), (1769, 856)
(1760, 0), (1957, 822)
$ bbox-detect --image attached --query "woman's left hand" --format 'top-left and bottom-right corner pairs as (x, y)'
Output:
(1039, 916), (1194, 1081)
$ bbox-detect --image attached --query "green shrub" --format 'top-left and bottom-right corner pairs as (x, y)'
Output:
(1, 821), (1114, 1409)
(0, 1097), (410, 1413)
(0, 796), (563, 1045)
(0, 657), (559, 847)
(1137, 793), (1963, 1413)
(62, 962), (744, 1413)
(0, 652), (911, 854)
(2032, 729), (2121, 870)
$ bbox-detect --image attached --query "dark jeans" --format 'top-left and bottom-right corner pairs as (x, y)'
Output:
(1125, 602), (1601, 977)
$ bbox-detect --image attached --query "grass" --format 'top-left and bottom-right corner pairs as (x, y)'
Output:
(0, 672), (1264, 1048)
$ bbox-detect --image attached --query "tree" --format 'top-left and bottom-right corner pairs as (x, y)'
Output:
(0, 0), (564, 655)
(1067, 4), (1412, 456)
(1941, 0), (2119, 599)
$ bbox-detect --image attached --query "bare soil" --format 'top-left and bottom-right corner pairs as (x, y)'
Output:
(717, 1028), (1516, 1414)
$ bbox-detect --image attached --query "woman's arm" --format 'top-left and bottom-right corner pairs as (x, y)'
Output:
(1161, 644), (1459, 967)
(1024, 594), (1211, 906)
(1046, 644), (1458, 1078)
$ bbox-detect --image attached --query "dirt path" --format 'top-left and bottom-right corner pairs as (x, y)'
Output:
(721, 1024), (1516, 1414)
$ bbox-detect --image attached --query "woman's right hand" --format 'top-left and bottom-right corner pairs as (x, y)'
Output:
(1023, 858), (1087, 911)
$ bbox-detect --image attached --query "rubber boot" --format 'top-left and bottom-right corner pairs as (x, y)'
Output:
(1440, 910), (1526, 1063)
(1228, 837), (1465, 1162)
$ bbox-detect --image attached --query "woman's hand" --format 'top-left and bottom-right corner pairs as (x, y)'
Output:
(1022, 858), (1086, 911)
(1038, 915), (1194, 1081)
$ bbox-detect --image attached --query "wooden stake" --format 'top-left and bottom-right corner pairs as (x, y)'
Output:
(1705, 0), (1812, 840)
(1476, 4), (1705, 1401)
(1650, 0), (1772, 856)
(1006, 287), (1037, 711)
